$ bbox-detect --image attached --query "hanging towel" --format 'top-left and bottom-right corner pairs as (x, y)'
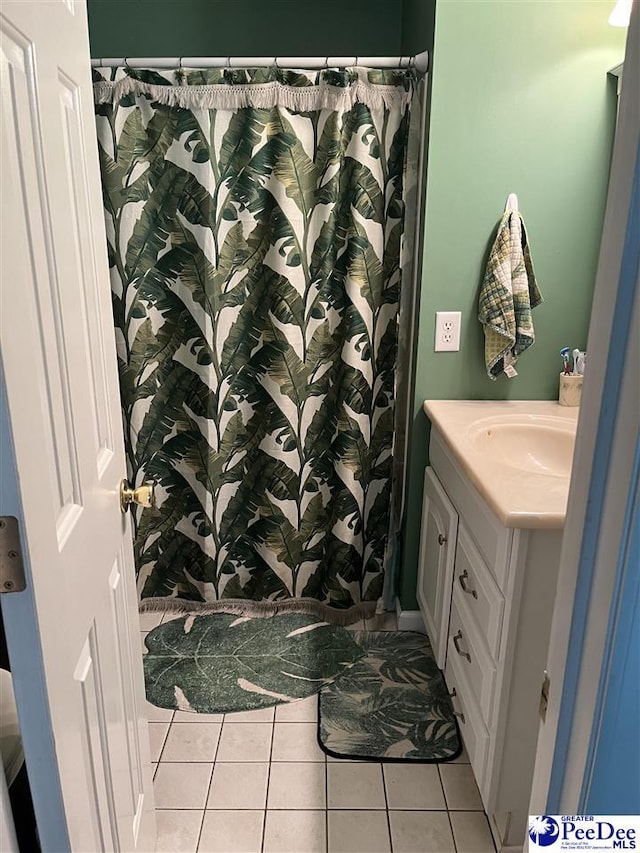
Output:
(478, 209), (542, 379)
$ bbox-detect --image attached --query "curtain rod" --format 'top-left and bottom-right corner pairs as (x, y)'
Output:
(90, 51), (429, 73)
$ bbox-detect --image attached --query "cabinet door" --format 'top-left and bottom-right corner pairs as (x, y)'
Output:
(417, 467), (458, 668)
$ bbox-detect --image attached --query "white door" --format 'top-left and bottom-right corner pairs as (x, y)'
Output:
(416, 467), (458, 669)
(0, 1), (156, 851)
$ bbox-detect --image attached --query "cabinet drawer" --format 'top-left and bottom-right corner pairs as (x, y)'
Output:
(445, 645), (490, 802)
(454, 524), (505, 658)
(448, 593), (496, 726)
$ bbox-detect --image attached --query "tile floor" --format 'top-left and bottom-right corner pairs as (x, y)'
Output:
(141, 611), (496, 853)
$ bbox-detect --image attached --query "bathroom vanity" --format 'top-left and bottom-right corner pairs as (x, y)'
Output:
(417, 401), (579, 853)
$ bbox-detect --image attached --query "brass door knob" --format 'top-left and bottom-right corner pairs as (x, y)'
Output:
(120, 479), (155, 513)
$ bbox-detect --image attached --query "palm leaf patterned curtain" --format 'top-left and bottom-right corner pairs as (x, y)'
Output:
(93, 66), (417, 622)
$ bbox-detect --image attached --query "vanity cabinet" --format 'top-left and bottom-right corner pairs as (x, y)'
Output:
(417, 428), (563, 853)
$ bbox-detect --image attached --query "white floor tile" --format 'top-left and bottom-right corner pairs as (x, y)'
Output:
(326, 755), (365, 763)
(274, 696), (318, 723)
(162, 722), (222, 762)
(144, 700), (174, 723)
(383, 764), (446, 810)
(216, 722), (273, 762)
(224, 707), (275, 723)
(139, 611), (163, 631)
(388, 810), (456, 853)
(198, 809), (263, 852)
(439, 763), (484, 810)
(207, 763), (269, 810)
(365, 612), (398, 631)
(154, 762), (212, 809)
(148, 624), (497, 853)
(267, 762), (326, 810)
(327, 763), (386, 809)
(263, 810), (326, 852)
(328, 810), (391, 853)
(451, 744), (471, 763)
(174, 710), (224, 723)
(148, 722), (170, 762)
(450, 811), (496, 853)
(155, 809), (203, 853)
(271, 723), (325, 762)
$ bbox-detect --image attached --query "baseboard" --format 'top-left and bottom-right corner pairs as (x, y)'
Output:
(487, 810), (526, 853)
(395, 602), (425, 633)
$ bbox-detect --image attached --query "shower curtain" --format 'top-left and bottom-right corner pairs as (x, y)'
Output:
(94, 65), (417, 622)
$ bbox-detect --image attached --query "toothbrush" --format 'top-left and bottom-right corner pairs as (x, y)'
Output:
(572, 349), (580, 375)
(560, 347), (571, 374)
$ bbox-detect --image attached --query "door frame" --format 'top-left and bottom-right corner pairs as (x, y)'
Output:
(583, 435), (640, 811)
(529, 4), (639, 814)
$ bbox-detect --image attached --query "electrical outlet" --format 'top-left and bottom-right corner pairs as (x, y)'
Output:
(434, 311), (461, 352)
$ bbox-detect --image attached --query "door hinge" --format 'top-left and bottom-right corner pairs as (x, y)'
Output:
(540, 670), (550, 721)
(0, 517), (27, 593)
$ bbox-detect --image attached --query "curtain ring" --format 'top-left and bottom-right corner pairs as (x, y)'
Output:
(178, 56), (183, 70)
(324, 56), (329, 69)
(274, 56), (279, 68)
(123, 57), (129, 69)
(226, 56), (231, 68)
(355, 56), (359, 67)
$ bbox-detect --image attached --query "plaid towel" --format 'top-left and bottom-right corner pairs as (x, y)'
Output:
(478, 210), (542, 379)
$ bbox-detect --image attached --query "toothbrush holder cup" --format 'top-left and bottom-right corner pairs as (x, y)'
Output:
(559, 373), (582, 407)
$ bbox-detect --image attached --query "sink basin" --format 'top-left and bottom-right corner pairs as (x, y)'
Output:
(423, 401), (580, 527)
(468, 415), (576, 478)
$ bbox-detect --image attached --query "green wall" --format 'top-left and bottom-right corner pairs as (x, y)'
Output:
(87, 0), (404, 57)
(399, 0), (625, 609)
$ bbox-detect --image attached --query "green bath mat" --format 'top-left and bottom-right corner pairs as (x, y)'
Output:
(143, 612), (364, 714)
(318, 631), (461, 762)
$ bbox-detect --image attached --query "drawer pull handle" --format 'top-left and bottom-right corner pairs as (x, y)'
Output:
(453, 630), (471, 663)
(458, 569), (478, 599)
(438, 533), (447, 546)
(449, 687), (465, 723)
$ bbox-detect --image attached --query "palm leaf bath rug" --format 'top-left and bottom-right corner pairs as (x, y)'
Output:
(143, 612), (364, 713)
(318, 631), (461, 762)
(144, 614), (460, 761)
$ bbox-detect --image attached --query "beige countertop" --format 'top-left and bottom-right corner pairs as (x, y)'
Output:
(423, 400), (580, 529)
